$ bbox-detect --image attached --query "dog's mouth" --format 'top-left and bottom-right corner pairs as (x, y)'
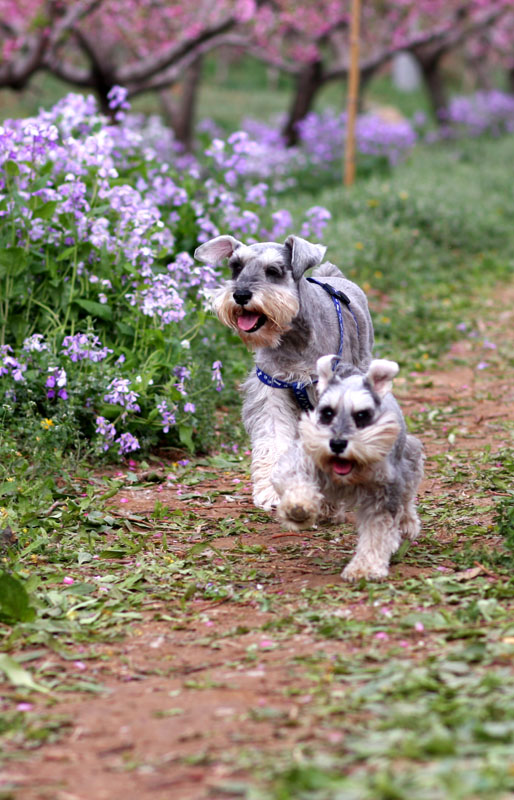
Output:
(331, 457), (354, 476)
(236, 310), (267, 333)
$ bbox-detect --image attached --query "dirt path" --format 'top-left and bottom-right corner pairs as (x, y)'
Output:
(1, 286), (513, 800)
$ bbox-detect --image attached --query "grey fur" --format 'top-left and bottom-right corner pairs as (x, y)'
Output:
(195, 235), (374, 509)
(273, 357), (424, 581)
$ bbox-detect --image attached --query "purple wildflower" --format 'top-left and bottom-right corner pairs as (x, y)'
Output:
(211, 361), (224, 392)
(45, 367), (68, 400)
(61, 333), (112, 363)
(157, 400), (176, 433)
(103, 378), (141, 412)
(116, 432), (140, 455)
(95, 416), (117, 451)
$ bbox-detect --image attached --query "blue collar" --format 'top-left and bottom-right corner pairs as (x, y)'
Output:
(255, 278), (358, 411)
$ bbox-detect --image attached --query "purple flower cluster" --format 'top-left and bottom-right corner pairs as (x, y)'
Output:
(0, 345), (26, 382)
(46, 367), (68, 400)
(297, 109), (417, 167)
(103, 378), (141, 413)
(157, 400), (176, 433)
(61, 334), (113, 363)
(211, 361), (224, 392)
(438, 90), (514, 138)
(95, 415), (140, 455)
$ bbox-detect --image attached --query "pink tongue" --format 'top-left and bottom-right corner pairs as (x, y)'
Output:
(333, 459), (353, 475)
(237, 312), (261, 332)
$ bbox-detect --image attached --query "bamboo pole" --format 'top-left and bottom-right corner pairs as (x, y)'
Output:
(344, 0), (362, 186)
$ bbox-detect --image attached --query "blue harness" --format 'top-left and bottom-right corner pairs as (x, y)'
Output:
(255, 277), (360, 412)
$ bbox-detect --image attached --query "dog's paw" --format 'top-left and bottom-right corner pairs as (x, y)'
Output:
(400, 508), (421, 541)
(341, 557), (389, 583)
(277, 487), (319, 530)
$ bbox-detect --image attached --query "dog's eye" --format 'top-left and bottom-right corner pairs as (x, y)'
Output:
(353, 409), (372, 428)
(319, 407), (335, 425)
(230, 261), (243, 277)
(265, 266), (282, 279)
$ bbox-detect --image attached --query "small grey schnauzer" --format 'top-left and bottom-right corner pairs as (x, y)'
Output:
(273, 356), (424, 581)
(194, 234), (374, 510)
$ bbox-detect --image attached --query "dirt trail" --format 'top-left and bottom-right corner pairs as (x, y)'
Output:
(1, 286), (513, 800)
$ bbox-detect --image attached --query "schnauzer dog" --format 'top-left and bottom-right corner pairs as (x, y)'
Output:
(194, 234), (374, 510)
(273, 356), (424, 581)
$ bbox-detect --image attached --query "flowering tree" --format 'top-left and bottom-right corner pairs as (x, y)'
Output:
(0, 0), (510, 150)
(0, 0), (257, 146)
(241, 0), (511, 143)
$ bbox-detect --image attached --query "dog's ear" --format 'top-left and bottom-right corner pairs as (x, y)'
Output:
(366, 359), (399, 398)
(316, 354), (339, 396)
(284, 235), (327, 280)
(194, 235), (243, 264)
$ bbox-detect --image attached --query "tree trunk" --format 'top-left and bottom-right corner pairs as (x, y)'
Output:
(357, 63), (379, 113)
(281, 60), (323, 147)
(159, 55), (203, 151)
(508, 63), (514, 95)
(418, 53), (448, 122)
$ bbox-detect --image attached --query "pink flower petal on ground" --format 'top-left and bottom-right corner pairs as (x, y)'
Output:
(17, 702), (33, 711)
(414, 621), (425, 632)
(62, 576), (74, 585)
(73, 661), (87, 670)
(120, 498), (129, 503)
(374, 631), (389, 641)
(259, 639), (275, 648)
(477, 361), (490, 370)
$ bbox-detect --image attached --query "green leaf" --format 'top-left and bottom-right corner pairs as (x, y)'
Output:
(0, 654), (50, 694)
(0, 572), (36, 624)
(0, 247), (28, 277)
(3, 159), (20, 177)
(74, 298), (113, 320)
(33, 200), (59, 220)
(178, 424), (194, 452)
(56, 245), (77, 262)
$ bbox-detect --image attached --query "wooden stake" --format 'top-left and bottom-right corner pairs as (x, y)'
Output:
(344, 0), (362, 186)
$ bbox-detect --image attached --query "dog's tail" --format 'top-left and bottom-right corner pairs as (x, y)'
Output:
(312, 261), (345, 279)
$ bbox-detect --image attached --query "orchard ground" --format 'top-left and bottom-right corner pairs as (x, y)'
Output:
(1, 280), (513, 800)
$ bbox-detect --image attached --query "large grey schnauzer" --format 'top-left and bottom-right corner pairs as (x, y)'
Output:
(195, 234), (374, 510)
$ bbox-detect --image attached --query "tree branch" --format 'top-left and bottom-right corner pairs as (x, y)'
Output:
(117, 16), (236, 85)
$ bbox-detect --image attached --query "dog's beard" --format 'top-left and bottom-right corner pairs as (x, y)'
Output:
(213, 285), (299, 349)
(300, 412), (401, 485)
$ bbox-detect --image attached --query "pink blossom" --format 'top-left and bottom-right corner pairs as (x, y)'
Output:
(62, 576), (74, 585)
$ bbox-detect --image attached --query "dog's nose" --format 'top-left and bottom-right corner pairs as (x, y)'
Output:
(329, 438), (348, 454)
(233, 289), (252, 306)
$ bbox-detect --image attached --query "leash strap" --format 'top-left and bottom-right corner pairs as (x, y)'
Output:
(255, 278), (359, 411)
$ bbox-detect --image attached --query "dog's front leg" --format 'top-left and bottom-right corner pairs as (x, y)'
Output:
(342, 505), (402, 582)
(243, 378), (299, 510)
(272, 442), (322, 529)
